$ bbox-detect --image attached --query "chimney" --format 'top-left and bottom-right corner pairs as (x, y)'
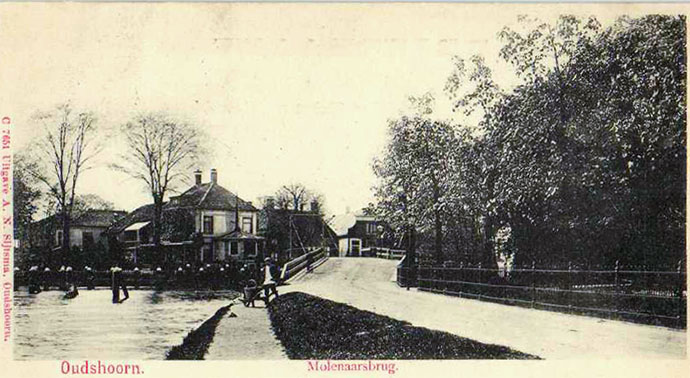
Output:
(265, 197), (275, 209)
(310, 200), (319, 213)
(210, 168), (218, 184)
(194, 169), (202, 185)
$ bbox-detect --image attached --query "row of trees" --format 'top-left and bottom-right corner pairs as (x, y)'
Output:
(373, 15), (686, 269)
(15, 107), (206, 266)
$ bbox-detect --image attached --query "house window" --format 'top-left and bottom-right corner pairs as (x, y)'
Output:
(56, 230), (63, 246)
(247, 241), (256, 256)
(124, 230), (138, 242)
(241, 217), (253, 233)
(203, 216), (214, 234)
(351, 239), (361, 254)
(229, 241), (239, 255)
(83, 232), (94, 247)
(366, 223), (377, 234)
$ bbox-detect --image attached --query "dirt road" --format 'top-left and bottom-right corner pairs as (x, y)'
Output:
(284, 257), (686, 359)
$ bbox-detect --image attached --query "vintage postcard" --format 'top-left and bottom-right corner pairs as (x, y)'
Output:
(0, 2), (688, 378)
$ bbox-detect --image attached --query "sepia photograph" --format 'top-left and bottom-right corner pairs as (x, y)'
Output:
(0, 2), (687, 377)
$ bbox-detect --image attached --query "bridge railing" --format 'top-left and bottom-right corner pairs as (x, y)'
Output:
(412, 260), (686, 329)
(280, 247), (328, 281)
(361, 247), (406, 260)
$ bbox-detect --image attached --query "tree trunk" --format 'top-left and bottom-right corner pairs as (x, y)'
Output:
(406, 225), (417, 264)
(482, 216), (496, 269)
(61, 212), (70, 266)
(434, 209), (442, 263)
(433, 181), (443, 263)
(153, 196), (163, 248)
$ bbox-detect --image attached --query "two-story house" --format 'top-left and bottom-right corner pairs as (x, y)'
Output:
(108, 169), (262, 266)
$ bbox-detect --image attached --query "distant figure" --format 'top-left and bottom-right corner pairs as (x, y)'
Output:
(153, 266), (166, 290)
(261, 257), (279, 303)
(84, 266), (96, 290)
(58, 265), (68, 291)
(63, 283), (79, 300)
(241, 279), (261, 307)
(133, 267), (141, 290)
(62, 266), (78, 299)
(42, 267), (52, 291)
(28, 266), (41, 294)
(111, 267), (129, 304)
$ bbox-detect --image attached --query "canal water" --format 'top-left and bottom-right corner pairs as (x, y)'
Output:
(14, 289), (238, 360)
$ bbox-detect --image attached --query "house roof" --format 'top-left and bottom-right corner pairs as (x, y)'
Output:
(34, 209), (127, 229)
(108, 181), (258, 235)
(124, 221), (150, 231)
(73, 210), (127, 228)
(106, 203), (160, 234)
(169, 182), (258, 212)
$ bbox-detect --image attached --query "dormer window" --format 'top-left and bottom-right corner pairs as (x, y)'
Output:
(203, 215), (214, 234)
(241, 217), (253, 233)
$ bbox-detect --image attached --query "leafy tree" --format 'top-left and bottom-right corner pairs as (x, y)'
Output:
(484, 14), (685, 267)
(374, 14), (685, 270)
(373, 112), (462, 263)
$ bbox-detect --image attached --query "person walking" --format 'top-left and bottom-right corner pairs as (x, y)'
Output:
(261, 257), (279, 303)
(111, 267), (129, 304)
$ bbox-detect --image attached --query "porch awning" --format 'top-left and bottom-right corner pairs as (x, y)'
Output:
(124, 221), (150, 231)
(217, 229), (265, 241)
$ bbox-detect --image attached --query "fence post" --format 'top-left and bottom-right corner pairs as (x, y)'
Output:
(678, 259), (684, 328)
(531, 261), (536, 309)
(567, 261), (573, 314)
(459, 262), (464, 298)
(614, 260), (620, 316)
(478, 262), (483, 301)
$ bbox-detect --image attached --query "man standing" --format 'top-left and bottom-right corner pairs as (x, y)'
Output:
(261, 257), (279, 303)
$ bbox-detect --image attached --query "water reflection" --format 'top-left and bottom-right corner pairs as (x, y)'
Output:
(14, 289), (237, 360)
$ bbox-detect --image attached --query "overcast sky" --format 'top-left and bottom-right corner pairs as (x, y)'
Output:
(0, 3), (653, 216)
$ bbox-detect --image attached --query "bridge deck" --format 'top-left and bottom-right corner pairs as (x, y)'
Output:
(284, 257), (686, 359)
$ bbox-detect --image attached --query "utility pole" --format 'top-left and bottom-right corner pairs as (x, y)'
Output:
(289, 213), (293, 260)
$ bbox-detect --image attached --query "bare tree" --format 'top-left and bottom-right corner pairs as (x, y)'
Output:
(28, 104), (100, 264)
(275, 183), (324, 212)
(112, 113), (204, 247)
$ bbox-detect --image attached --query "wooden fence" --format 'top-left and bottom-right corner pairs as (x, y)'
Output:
(404, 260), (686, 328)
(362, 247), (406, 260)
(280, 248), (328, 281)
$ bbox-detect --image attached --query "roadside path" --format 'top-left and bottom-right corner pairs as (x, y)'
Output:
(284, 258), (686, 360)
(205, 301), (287, 360)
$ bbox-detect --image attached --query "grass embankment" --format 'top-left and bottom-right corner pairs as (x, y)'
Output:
(166, 304), (231, 360)
(268, 292), (540, 360)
